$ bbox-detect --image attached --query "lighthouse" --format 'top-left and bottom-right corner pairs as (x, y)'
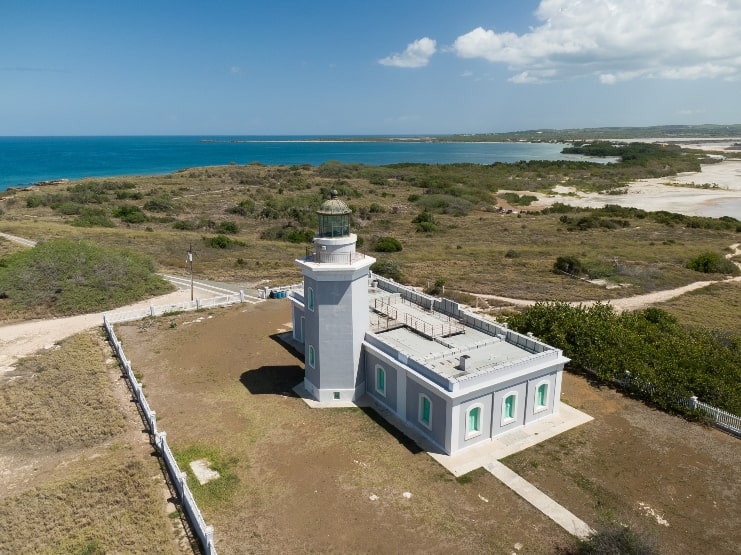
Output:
(293, 190), (375, 402)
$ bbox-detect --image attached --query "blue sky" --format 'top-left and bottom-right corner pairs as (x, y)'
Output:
(1, 0), (740, 135)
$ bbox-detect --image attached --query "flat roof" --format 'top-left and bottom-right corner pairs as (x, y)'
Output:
(367, 288), (534, 381)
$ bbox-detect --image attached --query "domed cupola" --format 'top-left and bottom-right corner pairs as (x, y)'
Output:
(317, 190), (351, 238)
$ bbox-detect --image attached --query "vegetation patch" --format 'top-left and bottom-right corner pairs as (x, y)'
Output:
(374, 236), (403, 252)
(0, 239), (172, 317)
(686, 251), (739, 274)
(507, 303), (741, 414)
(0, 332), (126, 452)
(174, 444), (240, 510)
(0, 457), (174, 554)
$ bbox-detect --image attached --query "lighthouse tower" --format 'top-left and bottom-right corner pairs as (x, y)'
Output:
(294, 191), (375, 402)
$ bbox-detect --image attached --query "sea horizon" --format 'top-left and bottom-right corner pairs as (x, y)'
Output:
(0, 135), (603, 192)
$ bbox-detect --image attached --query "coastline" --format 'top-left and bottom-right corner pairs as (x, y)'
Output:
(532, 144), (741, 219)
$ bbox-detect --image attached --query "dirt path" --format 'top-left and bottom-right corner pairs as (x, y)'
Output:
(474, 242), (741, 312)
(0, 287), (212, 374)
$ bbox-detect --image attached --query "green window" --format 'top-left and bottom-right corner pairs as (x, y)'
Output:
(307, 287), (314, 311)
(420, 395), (431, 427)
(467, 406), (481, 434)
(308, 345), (315, 368)
(504, 394), (516, 420)
(536, 383), (548, 408)
(376, 366), (386, 395)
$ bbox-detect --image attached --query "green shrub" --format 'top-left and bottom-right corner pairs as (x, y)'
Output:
(412, 210), (439, 232)
(374, 236), (403, 252)
(0, 239), (171, 315)
(216, 220), (239, 234)
(371, 260), (402, 281)
(226, 198), (255, 216)
(554, 256), (586, 276)
(686, 252), (739, 274)
(112, 204), (147, 224)
(71, 208), (115, 228)
(260, 225), (314, 243)
(207, 235), (232, 249)
(26, 194), (45, 208)
(143, 196), (175, 212)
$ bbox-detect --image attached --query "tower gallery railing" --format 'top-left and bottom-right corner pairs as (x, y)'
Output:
(304, 247), (366, 264)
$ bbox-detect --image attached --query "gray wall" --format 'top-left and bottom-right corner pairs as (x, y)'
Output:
(491, 381), (528, 435)
(524, 372), (557, 424)
(364, 350), (398, 412)
(455, 393), (494, 451)
(405, 378), (447, 450)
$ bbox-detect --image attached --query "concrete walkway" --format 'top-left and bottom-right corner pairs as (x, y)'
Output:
(486, 460), (594, 539)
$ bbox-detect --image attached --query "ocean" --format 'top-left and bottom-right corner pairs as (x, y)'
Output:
(0, 136), (601, 192)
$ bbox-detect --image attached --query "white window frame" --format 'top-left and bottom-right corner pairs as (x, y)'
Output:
(534, 380), (549, 413)
(418, 394), (432, 430)
(308, 345), (315, 368)
(375, 365), (386, 397)
(501, 392), (517, 425)
(465, 403), (484, 440)
(307, 286), (315, 312)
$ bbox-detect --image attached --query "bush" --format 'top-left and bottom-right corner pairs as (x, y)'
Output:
(26, 194), (45, 208)
(374, 236), (403, 252)
(0, 239), (171, 315)
(570, 524), (657, 555)
(554, 256), (586, 276)
(371, 260), (402, 281)
(412, 210), (439, 232)
(112, 204), (147, 224)
(71, 208), (115, 228)
(260, 224), (314, 243)
(143, 196), (175, 212)
(686, 252), (739, 274)
(207, 235), (233, 249)
(226, 198), (255, 216)
(216, 220), (239, 234)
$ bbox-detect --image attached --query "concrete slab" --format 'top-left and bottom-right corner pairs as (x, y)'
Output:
(190, 459), (220, 485)
(428, 402), (594, 476)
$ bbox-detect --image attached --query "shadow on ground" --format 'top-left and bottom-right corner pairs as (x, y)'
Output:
(240, 365), (303, 396)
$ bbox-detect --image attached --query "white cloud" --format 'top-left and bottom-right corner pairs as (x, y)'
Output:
(452, 0), (741, 84)
(379, 37), (437, 68)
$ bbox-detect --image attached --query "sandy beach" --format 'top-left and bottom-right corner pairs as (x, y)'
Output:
(534, 142), (741, 219)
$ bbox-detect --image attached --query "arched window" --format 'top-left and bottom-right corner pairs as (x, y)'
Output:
(502, 393), (517, 423)
(536, 382), (548, 410)
(419, 394), (432, 429)
(308, 345), (315, 368)
(375, 366), (386, 396)
(307, 287), (315, 311)
(466, 405), (482, 439)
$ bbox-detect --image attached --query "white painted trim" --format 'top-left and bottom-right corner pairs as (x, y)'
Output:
(465, 403), (484, 440)
(418, 393), (433, 430)
(501, 391), (518, 425)
(375, 365), (386, 397)
(534, 380), (550, 413)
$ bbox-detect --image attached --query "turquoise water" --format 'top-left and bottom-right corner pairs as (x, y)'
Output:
(0, 136), (598, 191)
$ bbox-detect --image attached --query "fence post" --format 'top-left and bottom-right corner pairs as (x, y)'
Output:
(239, 289), (245, 302)
(150, 305), (156, 316)
(690, 395), (698, 410)
(205, 525), (215, 555)
(623, 370), (631, 388)
(156, 431), (166, 451)
(196, 298), (201, 309)
(151, 411), (157, 435)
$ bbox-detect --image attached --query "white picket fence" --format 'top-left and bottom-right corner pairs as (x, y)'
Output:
(618, 371), (741, 437)
(680, 396), (741, 437)
(103, 315), (217, 555)
(105, 292), (248, 324)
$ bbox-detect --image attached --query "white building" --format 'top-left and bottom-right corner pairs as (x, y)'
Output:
(289, 192), (569, 455)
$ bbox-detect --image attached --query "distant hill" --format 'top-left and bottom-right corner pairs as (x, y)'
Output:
(441, 124), (741, 142)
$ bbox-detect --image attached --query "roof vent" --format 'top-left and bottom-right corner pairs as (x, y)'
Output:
(459, 354), (472, 372)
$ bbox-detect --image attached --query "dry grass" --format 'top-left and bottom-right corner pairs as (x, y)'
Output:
(115, 303), (575, 554)
(0, 455), (176, 555)
(0, 329), (186, 553)
(0, 331), (126, 452)
(656, 281), (741, 335)
(1, 164), (738, 299)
